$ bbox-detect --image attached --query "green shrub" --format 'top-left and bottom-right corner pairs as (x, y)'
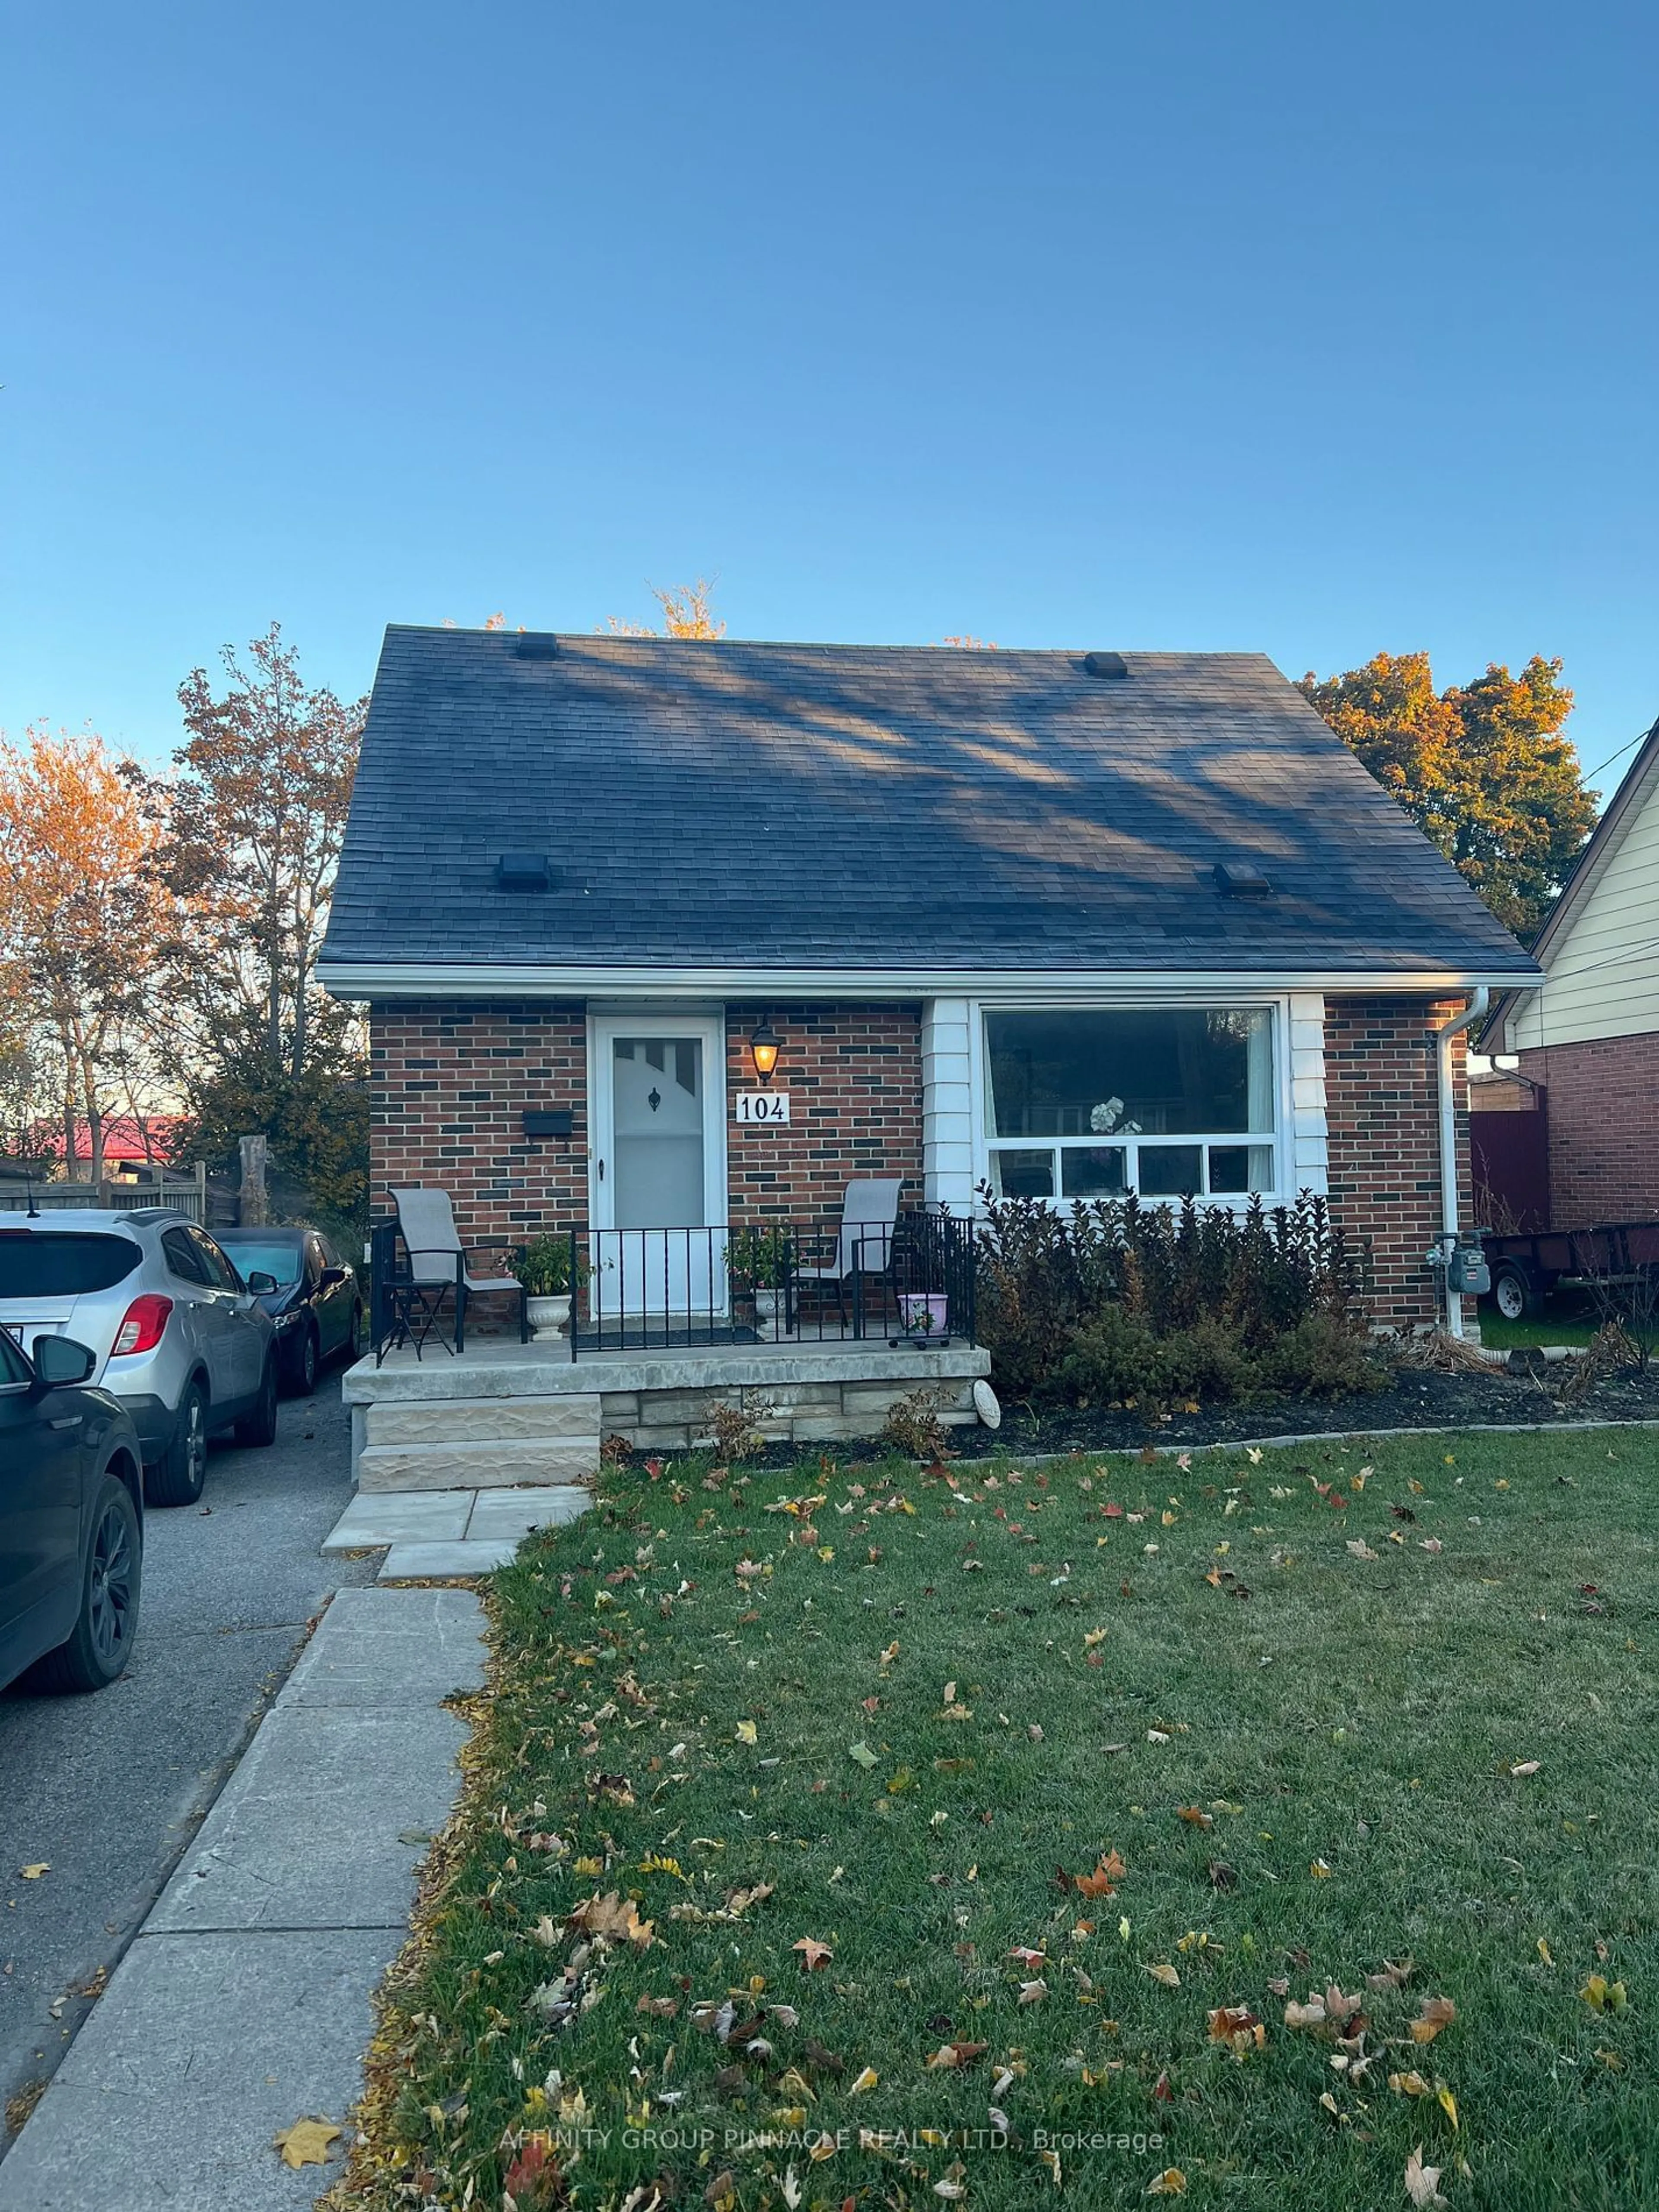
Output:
(1055, 1305), (1168, 1404)
(976, 1187), (1371, 1401)
(1159, 1314), (1262, 1402)
(1257, 1313), (1388, 1397)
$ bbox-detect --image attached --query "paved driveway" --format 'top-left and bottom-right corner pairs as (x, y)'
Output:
(0, 1379), (377, 2145)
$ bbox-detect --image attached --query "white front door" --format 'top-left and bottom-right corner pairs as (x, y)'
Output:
(590, 1015), (727, 1319)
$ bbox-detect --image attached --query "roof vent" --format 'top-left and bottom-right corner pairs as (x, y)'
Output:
(1214, 861), (1273, 899)
(513, 632), (561, 660)
(497, 852), (552, 893)
(1084, 650), (1128, 679)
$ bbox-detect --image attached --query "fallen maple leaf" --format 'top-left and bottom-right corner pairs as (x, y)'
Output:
(1176, 1805), (1214, 1830)
(734, 1720), (757, 1744)
(568, 1891), (654, 1948)
(1509, 1759), (1541, 1777)
(273, 2118), (341, 2169)
(1367, 1956), (1415, 1990)
(1404, 2145), (1448, 2208)
(1207, 2004), (1265, 2052)
(1144, 1962), (1181, 1988)
(793, 1936), (833, 1970)
(1284, 1998), (1327, 2030)
(1346, 1538), (1379, 1561)
(1074, 1854), (1123, 1898)
(1146, 2170), (1187, 2197)
(1389, 2069), (1431, 2097)
(1409, 1996), (1457, 2044)
(1018, 1978), (1049, 2005)
(849, 2065), (878, 2093)
(1580, 1974), (1629, 2013)
(925, 2040), (988, 2070)
(19, 1864), (48, 1881)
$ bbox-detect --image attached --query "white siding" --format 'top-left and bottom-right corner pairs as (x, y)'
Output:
(1510, 762), (1659, 1049)
(1288, 992), (1329, 1194)
(921, 998), (976, 1210)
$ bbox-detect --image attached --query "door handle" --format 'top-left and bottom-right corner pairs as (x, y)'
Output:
(598, 1158), (605, 1182)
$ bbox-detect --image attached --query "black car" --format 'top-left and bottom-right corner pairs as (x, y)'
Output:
(0, 1325), (143, 1694)
(215, 1227), (363, 1395)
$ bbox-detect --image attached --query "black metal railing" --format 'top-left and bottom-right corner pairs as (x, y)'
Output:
(367, 1208), (978, 1362)
(571, 1208), (977, 1358)
(369, 1215), (400, 1357)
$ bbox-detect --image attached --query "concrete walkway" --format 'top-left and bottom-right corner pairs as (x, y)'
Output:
(323, 1481), (590, 1579)
(0, 1586), (486, 2212)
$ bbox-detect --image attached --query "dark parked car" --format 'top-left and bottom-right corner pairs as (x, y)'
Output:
(0, 1325), (143, 1695)
(215, 1227), (364, 1394)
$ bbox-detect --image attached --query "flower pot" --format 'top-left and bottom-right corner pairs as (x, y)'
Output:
(526, 1293), (572, 1337)
(754, 1288), (784, 1334)
(899, 1294), (947, 1341)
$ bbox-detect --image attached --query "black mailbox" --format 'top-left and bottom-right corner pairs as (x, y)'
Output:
(523, 1109), (573, 1141)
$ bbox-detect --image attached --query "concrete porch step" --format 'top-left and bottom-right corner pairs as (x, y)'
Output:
(357, 1439), (598, 1491)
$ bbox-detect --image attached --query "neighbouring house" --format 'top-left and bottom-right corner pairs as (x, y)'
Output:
(1488, 712), (1659, 1229)
(321, 628), (1537, 1408)
(31, 1115), (186, 1179)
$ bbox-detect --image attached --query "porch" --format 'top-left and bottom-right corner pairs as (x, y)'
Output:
(340, 1332), (992, 1491)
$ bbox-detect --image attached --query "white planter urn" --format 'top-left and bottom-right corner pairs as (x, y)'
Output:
(526, 1293), (572, 1337)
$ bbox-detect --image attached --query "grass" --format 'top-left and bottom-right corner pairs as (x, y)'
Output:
(344, 1430), (1659, 2212)
(1477, 1298), (1602, 1352)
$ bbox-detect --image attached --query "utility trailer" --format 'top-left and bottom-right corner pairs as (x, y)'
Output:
(1479, 1221), (1659, 1320)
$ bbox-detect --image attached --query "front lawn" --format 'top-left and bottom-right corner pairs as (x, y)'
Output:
(343, 1432), (1658, 2212)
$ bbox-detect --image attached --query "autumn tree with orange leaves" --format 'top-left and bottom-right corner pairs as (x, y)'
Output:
(0, 729), (166, 1180)
(1299, 651), (1597, 941)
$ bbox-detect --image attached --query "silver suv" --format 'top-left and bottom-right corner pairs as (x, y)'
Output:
(0, 1210), (278, 1506)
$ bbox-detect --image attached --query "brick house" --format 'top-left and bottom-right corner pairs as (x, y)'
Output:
(1488, 709), (1659, 1228)
(320, 628), (1539, 1339)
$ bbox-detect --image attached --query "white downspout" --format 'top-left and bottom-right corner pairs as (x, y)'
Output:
(1436, 987), (1488, 1337)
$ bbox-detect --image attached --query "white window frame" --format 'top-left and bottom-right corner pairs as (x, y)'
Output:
(969, 995), (1292, 1209)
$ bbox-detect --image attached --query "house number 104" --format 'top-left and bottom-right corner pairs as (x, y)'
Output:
(735, 1091), (791, 1123)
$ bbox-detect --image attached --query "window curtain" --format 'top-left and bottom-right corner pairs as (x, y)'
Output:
(1246, 1012), (1274, 1132)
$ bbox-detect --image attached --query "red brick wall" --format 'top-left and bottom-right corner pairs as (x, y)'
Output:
(369, 1002), (588, 1247)
(1513, 1034), (1659, 1229)
(369, 1000), (925, 1246)
(724, 1003), (925, 1224)
(1324, 996), (1472, 1327)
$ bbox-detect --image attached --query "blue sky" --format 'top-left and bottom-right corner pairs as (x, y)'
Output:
(4, 1), (1656, 795)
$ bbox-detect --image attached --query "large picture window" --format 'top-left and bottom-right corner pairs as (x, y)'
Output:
(982, 1007), (1278, 1202)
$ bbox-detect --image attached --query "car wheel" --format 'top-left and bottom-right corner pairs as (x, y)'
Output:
(294, 1322), (319, 1396)
(346, 1303), (364, 1363)
(30, 1475), (142, 1693)
(147, 1380), (209, 1506)
(236, 1355), (279, 1447)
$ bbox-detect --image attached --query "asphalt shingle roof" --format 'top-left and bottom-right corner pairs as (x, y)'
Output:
(321, 628), (1540, 980)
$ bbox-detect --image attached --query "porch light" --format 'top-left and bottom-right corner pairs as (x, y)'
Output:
(749, 1016), (782, 1084)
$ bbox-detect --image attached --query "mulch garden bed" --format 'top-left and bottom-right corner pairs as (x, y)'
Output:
(728, 1351), (1659, 1471)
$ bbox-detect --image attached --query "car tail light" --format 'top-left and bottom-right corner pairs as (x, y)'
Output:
(111, 1294), (173, 1357)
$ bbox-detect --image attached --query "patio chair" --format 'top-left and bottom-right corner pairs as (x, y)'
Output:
(792, 1178), (903, 1332)
(386, 1186), (528, 1357)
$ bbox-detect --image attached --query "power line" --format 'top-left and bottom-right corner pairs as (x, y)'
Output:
(1582, 717), (1659, 785)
